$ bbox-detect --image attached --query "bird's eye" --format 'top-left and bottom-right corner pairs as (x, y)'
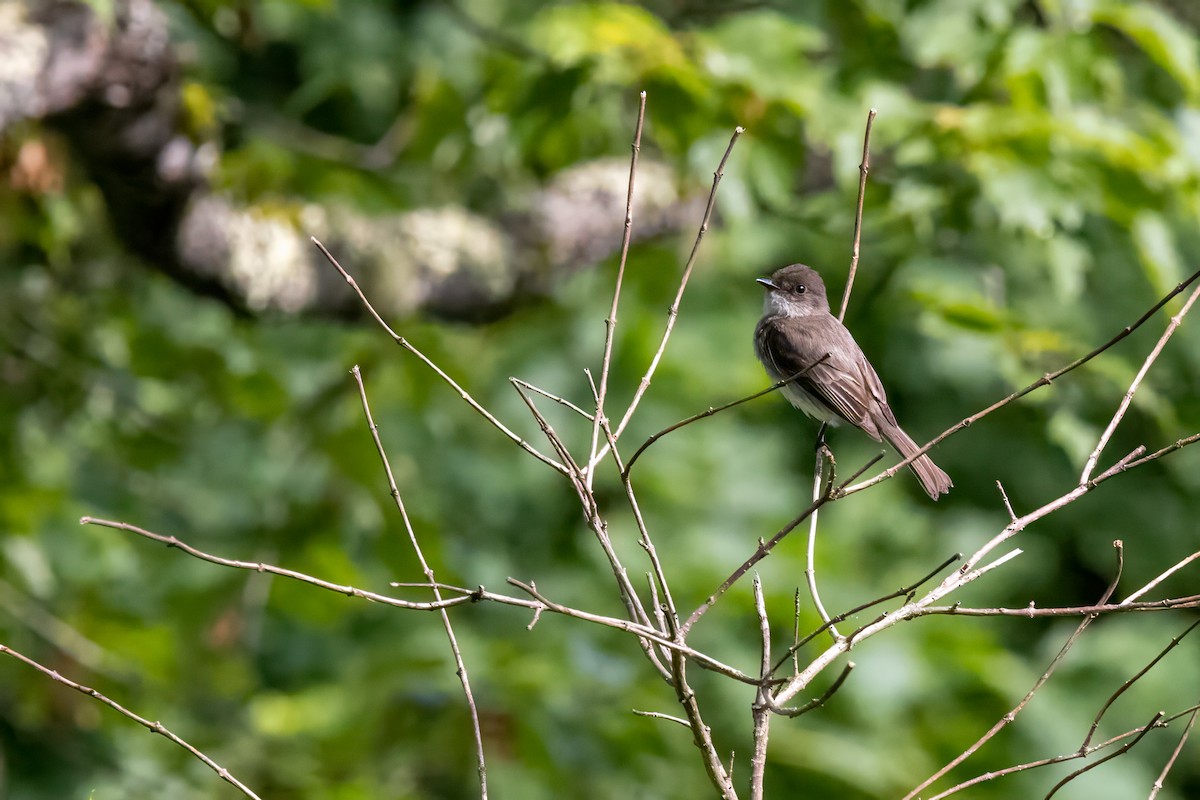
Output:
(796, 284), (806, 294)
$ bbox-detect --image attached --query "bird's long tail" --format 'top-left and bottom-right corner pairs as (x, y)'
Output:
(880, 423), (953, 500)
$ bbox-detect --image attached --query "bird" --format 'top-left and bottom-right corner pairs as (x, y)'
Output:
(754, 263), (952, 500)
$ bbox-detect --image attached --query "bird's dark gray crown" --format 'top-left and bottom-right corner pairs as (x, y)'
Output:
(769, 264), (827, 300)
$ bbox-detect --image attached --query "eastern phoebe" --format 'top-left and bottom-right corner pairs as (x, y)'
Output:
(754, 264), (952, 500)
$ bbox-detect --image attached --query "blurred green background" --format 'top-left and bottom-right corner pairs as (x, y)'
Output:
(3, 0), (1200, 797)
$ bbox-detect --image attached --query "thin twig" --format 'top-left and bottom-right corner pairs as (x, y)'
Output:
(504, 579), (756, 685)
(310, 237), (567, 475)
(0, 643), (262, 800)
(791, 589), (802, 676)
(843, 267), (1200, 497)
(837, 107), (877, 322)
(594, 403), (674, 681)
(750, 573), (772, 800)
(509, 382), (660, 651)
(1080, 282), (1200, 483)
(927, 710), (1181, 799)
(775, 552), (961, 675)
(609, 126), (745, 446)
(805, 445), (838, 638)
(1044, 712), (1165, 799)
(1079, 618), (1200, 751)
(632, 709), (690, 727)
(510, 377), (593, 420)
(682, 489), (834, 635)
(1122, 549), (1200, 605)
(904, 542), (1125, 800)
(589, 91), (647, 489)
(1148, 702), (1200, 799)
(351, 366), (488, 798)
(765, 662), (855, 718)
(997, 480), (1016, 521)
(76, 517), (746, 665)
(80, 516), (480, 612)
(922, 597), (1200, 617)
(622, 357), (830, 478)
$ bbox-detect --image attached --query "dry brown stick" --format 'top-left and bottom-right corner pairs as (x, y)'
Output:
(621, 357), (830, 478)
(588, 91), (647, 489)
(310, 237), (566, 475)
(681, 452), (886, 637)
(1122, 547), (1200, 605)
(351, 365), (488, 799)
(772, 427), (1193, 709)
(1081, 281), (1200, 483)
(80, 516), (482, 611)
(805, 444), (839, 637)
(77, 516), (733, 666)
(749, 573), (773, 800)
(632, 709), (690, 727)
(773, 552), (961, 675)
(510, 377), (593, 420)
(842, 267), (1200, 497)
(903, 542), (1125, 800)
(509, 382), (659, 643)
(806, 108), (878, 640)
(0, 642), (262, 800)
(926, 709), (1181, 800)
(837, 107), (877, 323)
(1044, 712), (1165, 799)
(681, 488), (833, 635)
(609, 126), (745, 445)
(1148, 701), (1200, 799)
(1079, 618), (1200, 752)
(504, 579), (755, 685)
(922, 597), (1200, 617)
(765, 662), (855, 718)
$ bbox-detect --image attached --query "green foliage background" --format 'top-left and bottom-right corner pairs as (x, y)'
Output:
(3, 0), (1200, 797)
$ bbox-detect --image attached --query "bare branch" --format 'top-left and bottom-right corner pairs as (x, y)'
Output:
(78, 516), (738, 662)
(510, 377), (594, 420)
(1081, 282), (1200, 483)
(766, 662), (855, 718)
(750, 573), (772, 800)
(837, 107), (877, 322)
(805, 445), (839, 639)
(1044, 712), (1165, 799)
(632, 709), (690, 727)
(504, 579), (756, 685)
(80, 516), (482, 612)
(0, 643), (262, 800)
(682, 490), (833, 635)
(843, 266), (1200, 497)
(351, 365), (488, 798)
(1148, 702), (1200, 799)
(904, 542), (1124, 799)
(775, 552), (961, 675)
(609, 126), (745, 444)
(926, 710), (1182, 799)
(310, 237), (567, 475)
(1080, 618), (1200, 751)
(622, 357), (830, 478)
(589, 91), (648, 488)
(1123, 548), (1200, 605)
(509, 382), (662, 663)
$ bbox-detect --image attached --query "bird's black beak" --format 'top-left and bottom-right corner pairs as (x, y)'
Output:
(756, 277), (778, 290)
